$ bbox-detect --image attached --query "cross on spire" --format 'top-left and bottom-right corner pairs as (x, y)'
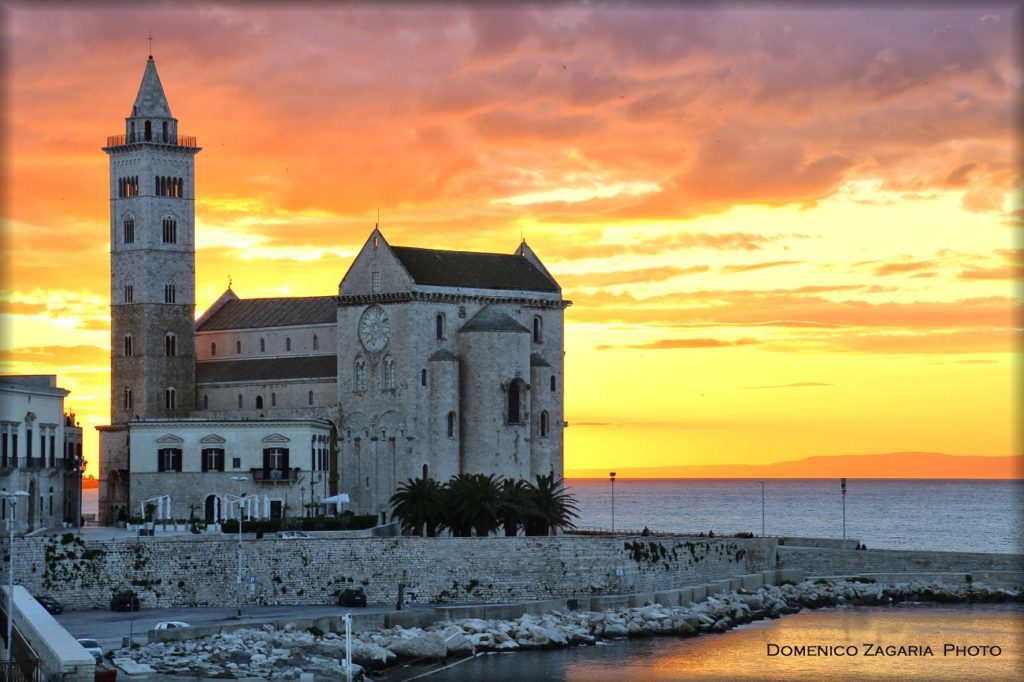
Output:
(148, 30), (153, 58)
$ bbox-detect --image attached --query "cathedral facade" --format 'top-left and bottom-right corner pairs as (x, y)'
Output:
(98, 57), (568, 526)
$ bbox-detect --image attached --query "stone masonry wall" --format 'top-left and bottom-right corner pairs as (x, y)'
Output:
(777, 546), (1024, 576)
(5, 534), (775, 611)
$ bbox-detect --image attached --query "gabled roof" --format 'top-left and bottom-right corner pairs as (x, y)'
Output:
(132, 57), (172, 118)
(196, 296), (337, 332)
(390, 245), (559, 293)
(458, 306), (531, 334)
(195, 356), (337, 384)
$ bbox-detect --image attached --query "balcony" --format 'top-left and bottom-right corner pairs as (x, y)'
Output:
(105, 133), (198, 148)
(250, 467), (301, 484)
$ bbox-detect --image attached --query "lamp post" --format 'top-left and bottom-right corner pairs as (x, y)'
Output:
(230, 476), (248, 616)
(609, 472), (616, 533)
(2, 490), (29, 669)
(841, 478), (847, 541)
(757, 480), (765, 538)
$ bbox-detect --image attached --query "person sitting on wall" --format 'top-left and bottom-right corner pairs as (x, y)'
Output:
(708, 530), (715, 538)
(641, 526), (651, 536)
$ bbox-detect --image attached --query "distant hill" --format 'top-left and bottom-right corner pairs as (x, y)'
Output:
(566, 452), (1021, 479)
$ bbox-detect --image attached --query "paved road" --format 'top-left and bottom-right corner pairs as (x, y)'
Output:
(56, 602), (410, 655)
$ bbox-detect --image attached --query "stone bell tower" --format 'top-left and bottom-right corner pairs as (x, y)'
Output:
(103, 56), (201, 423)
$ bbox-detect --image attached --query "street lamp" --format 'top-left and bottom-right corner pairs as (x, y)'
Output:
(841, 478), (847, 541)
(609, 472), (616, 533)
(230, 476), (248, 616)
(2, 490), (29, 669)
(757, 481), (765, 538)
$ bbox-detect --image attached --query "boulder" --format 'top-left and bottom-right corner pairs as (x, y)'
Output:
(444, 631), (474, 656)
(350, 642), (396, 670)
(387, 632), (448, 660)
(603, 623), (628, 638)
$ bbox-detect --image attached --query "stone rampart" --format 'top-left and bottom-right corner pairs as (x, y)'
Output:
(7, 534), (775, 611)
(777, 546), (1024, 577)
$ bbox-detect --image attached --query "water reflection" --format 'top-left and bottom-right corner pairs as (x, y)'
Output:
(418, 605), (1022, 681)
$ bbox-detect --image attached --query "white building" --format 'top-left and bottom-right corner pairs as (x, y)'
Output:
(0, 376), (84, 534)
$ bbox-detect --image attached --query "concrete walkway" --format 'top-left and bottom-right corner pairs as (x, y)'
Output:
(56, 602), (419, 655)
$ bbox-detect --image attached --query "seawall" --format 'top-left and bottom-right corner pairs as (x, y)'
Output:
(776, 545), (1024, 576)
(6, 533), (775, 611)
(5, 532), (1020, 613)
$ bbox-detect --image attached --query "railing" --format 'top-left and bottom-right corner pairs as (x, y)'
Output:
(250, 467), (302, 483)
(0, 660), (40, 682)
(106, 133), (198, 148)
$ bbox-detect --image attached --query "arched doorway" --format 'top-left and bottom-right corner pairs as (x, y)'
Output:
(204, 494), (221, 524)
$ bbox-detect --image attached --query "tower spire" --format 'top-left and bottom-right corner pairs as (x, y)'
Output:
(148, 30), (153, 59)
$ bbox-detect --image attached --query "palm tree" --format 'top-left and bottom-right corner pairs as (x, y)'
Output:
(444, 473), (503, 537)
(390, 477), (444, 537)
(524, 474), (580, 536)
(498, 478), (532, 536)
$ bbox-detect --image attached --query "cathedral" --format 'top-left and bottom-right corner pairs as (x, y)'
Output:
(97, 57), (568, 527)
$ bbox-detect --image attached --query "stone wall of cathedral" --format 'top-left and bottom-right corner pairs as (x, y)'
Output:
(195, 323), (335, 362)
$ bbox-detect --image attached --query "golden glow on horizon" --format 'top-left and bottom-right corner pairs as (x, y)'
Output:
(1, 5), (1020, 479)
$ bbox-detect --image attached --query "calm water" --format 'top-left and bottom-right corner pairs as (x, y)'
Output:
(565, 479), (1023, 554)
(415, 604), (1023, 682)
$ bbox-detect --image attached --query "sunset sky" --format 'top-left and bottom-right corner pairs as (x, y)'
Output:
(1, 3), (1020, 479)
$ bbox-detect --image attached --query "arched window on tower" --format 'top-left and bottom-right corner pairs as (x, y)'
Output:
(203, 394), (209, 410)
(164, 282), (176, 304)
(162, 121), (168, 143)
(237, 394), (243, 408)
(236, 340), (242, 354)
(551, 376), (556, 392)
(162, 218), (177, 243)
(259, 338), (266, 352)
(165, 332), (177, 357)
(382, 356), (395, 389)
(124, 335), (133, 357)
(533, 316), (543, 344)
(211, 342), (217, 357)
(123, 216), (135, 244)
(256, 395), (264, 409)
(421, 368), (427, 387)
(313, 334), (319, 351)
(124, 387), (133, 410)
(144, 120), (152, 141)
(447, 412), (456, 439)
(165, 387), (176, 410)
(286, 337), (291, 352)
(436, 313), (445, 340)
(354, 357), (367, 391)
(308, 390), (314, 406)
(124, 284), (133, 303)
(540, 411), (550, 437)
(506, 379), (525, 425)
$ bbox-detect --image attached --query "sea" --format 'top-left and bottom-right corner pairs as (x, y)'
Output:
(563, 478), (1023, 554)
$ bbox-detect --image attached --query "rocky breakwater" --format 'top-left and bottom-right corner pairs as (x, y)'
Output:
(110, 578), (1020, 680)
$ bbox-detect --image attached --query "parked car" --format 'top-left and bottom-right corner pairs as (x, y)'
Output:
(34, 595), (63, 614)
(154, 621), (190, 630)
(276, 530), (310, 539)
(110, 591), (140, 612)
(77, 638), (103, 663)
(337, 587), (367, 607)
